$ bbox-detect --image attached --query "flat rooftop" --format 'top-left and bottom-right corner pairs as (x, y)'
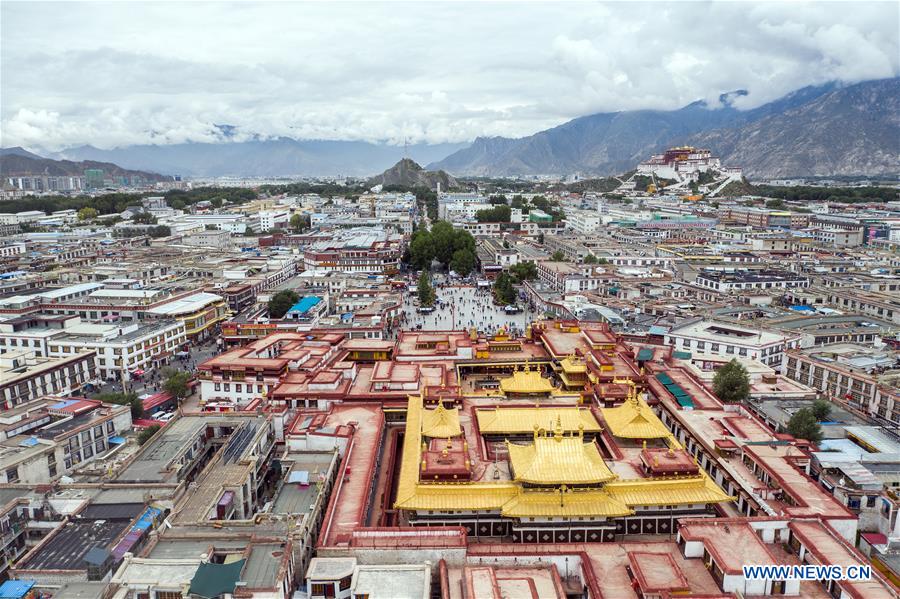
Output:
(18, 519), (128, 571)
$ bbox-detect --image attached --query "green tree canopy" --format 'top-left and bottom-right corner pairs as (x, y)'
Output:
(289, 213), (306, 232)
(77, 207), (98, 221)
(162, 369), (192, 403)
(509, 261), (538, 283)
(132, 211), (158, 224)
(583, 254), (598, 264)
(96, 391), (143, 419)
(417, 271), (435, 307)
(493, 272), (517, 305)
(712, 359), (751, 403)
(407, 221), (476, 272)
(449, 248), (476, 276)
(476, 205), (512, 223)
(812, 399), (832, 422)
(787, 408), (823, 444)
(550, 250), (566, 262)
(268, 290), (299, 318)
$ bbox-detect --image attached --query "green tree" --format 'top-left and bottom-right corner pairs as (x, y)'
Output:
(583, 254), (598, 264)
(475, 205), (512, 223)
(418, 271), (435, 307)
(550, 250), (566, 262)
(812, 399), (832, 422)
(408, 229), (435, 270)
(138, 424), (162, 445)
(77, 207), (98, 221)
(430, 221), (457, 265)
(449, 248), (476, 276)
(537, 232), (544, 244)
(132, 211), (157, 224)
(787, 408), (823, 444)
(493, 272), (517, 305)
(289, 213), (310, 232)
(508, 261), (538, 283)
(765, 198), (786, 209)
(162, 369), (192, 404)
(96, 391), (143, 419)
(268, 290), (299, 318)
(712, 359), (751, 403)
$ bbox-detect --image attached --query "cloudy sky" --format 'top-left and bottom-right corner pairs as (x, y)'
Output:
(2, 1), (898, 151)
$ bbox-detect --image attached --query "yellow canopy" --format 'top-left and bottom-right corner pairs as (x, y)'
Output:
(499, 369), (554, 395)
(477, 407), (601, 435)
(420, 402), (462, 438)
(507, 434), (616, 485)
(503, 487), (632, 518)
(601, 397), (670, 439)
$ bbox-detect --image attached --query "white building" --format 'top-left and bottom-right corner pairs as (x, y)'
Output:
(566, 209), (603, 235)
(664, 319), (801, 368)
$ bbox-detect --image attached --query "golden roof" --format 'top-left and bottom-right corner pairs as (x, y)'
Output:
(476, 407), (601, 435)
(601, 397), (670, 439)
(506, 431), (616, 485)
(503, 487), (631, 518)
(395, 395), (733, 517)
(499, 368), (554, 394)
(420, 402), (462, 438)
(560, 355), (587, 374)
(606, 472), (733, 506)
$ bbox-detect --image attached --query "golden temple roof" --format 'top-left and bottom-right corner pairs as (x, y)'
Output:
(477, 407), (601, 435)
(606, 472), (732, 506)
(420, 402), (462, 438)
(499, 367), (554, 395)
(601, 397), (671, 439)
(559, 355), (587, 374)
(503, 487), (631, 518)
(395, 395), (733, 517)
(506, 431), (616, 485)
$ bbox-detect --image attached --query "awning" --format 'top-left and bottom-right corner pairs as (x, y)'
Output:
(288, 470), (310, 484)
(189, 559), (245, 598)
(109, 436), (126, 445)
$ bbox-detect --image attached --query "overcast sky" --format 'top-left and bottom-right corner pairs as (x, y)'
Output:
(2, 1), (898, 151)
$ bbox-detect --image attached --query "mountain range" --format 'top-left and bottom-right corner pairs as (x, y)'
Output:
(54, 139), (468, 179)
(12, 78), (900, 180)
(429, 78), (899, 179)
(0, 148), (170, 183)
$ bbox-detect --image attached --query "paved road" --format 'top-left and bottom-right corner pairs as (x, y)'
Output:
(400, 284), (536, 336)
(93, 336), (222, 398)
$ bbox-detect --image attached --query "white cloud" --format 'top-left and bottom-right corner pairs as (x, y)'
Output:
(1, 1), (897, 151)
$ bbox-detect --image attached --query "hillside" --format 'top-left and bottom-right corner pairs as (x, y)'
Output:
(56, 139), (468, 178)
(429, 79), (898, 178)
(0, 152), (169, 182)
(687, 78), (900, 178)
(367, 158), (457, 190)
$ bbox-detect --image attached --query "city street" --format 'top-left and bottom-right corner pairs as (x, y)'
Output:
(400, 284), (536, 336)
(92, 336), (222, 398)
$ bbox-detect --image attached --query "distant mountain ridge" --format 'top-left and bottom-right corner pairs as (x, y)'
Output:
(0, 151), (170, 182)
(687, 78), (900, 178)
(367, 158), (457, 190)
(429, 79), (898, 178)
(55, 138), (469, 178)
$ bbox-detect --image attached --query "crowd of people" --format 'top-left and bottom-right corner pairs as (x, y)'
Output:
(401, 283), (533, 336)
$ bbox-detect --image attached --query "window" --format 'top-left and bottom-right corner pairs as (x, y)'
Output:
(5, 467), (19, 483)
(107, 421), (115, 433)
(214, 383), (221, 391)
(224, 384), (230, 391)
(339, 576), (351, 590)
(157, 592), (181, 599)
(310, 583), (328, 597)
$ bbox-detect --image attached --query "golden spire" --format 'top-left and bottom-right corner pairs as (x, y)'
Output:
(553, 414), (563, 442)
